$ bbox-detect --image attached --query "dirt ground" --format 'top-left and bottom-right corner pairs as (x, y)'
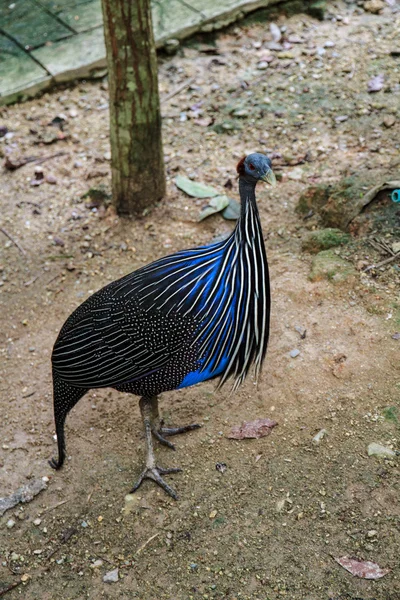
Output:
(1, 2), (399, 599)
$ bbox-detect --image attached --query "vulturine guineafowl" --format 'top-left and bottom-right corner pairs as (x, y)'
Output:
(50, 153), (276, 499)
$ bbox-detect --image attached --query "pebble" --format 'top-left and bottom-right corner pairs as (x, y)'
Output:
(91, 559), (104, 568)
(367, 529), (378, 537)
(257, 61), (269, 70)
(367, 442), (396, 458)
(364, 0), (385, 12)
(288, 167), (303, 180)
(312, 429), (328, 443)
(103, 568), (119, 583)
(6, 519), (16, 529)
(289, 349), (300, 358)
(209, 509), (218, 518)
(383, 115), (396, 128)
(33, 518), (42, 526)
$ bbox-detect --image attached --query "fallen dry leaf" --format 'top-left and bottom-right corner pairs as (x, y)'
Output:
(227, 418), (277, 440)
(334, 556), (390, 579)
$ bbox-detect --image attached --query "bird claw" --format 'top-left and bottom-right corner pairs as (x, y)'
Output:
(48, 457), (62, 470)
(130, 465), (182, 500)
(152, 423), (201, 449)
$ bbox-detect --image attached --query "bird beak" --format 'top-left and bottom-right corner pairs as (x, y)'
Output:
(261, 169), (277, 187)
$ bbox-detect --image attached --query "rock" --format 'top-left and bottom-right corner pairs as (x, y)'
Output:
(297, 176), (390, 231)
(309, 250), (356, 283)
(364, 0), (385, 13)
(296, 184), (332, 216)
(103, 568), (119, 583)
(288, 167), (303, 180)
(307, 0), (327, 20)
(383, 115), (396, 128)
(302, 228), (351, 253)
(91, 559), (104, 568)
(367, 443), (396, 458)
(367, 530), (378, 537)
(6, 519), (16, 528)
(312, 429), (327, 443)
(0, 479), (47, 517)
(256, 61), (269, 70)
(33, 518), (42, 526)
(392, 242), (400, 254)
(289, 349), (300, 358)
(164, 38), (180, 55)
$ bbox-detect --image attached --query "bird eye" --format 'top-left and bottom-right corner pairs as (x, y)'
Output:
(249, 163), (256, 170)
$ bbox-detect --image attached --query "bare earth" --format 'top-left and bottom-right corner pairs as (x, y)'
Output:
(0, 3), (399, 599)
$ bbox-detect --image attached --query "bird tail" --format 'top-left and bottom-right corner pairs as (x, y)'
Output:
(49, 372), (88, 469)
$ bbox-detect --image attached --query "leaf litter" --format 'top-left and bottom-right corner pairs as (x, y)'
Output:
(334, 556), (390, 580)
(227, 418), (278, 439)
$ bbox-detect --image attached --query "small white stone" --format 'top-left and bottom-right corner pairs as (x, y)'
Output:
(33, 518), (42, 526)
(6, 519), (16, 529)
(103, 568), (119, 583)
(367, 442), (396, 458)
(313, 429), (328, 444)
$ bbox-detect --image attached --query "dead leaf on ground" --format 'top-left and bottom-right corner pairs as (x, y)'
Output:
(227, 418), (278, 439)
(175, 175), (219, 198)
(334, 556), (390, 579)
(198, 195), (230, 220)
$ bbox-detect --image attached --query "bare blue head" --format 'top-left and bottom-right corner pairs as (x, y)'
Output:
(236, 153), (276, 186)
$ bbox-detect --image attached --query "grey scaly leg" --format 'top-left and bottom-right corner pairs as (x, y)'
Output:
(131, 396), (182, 500)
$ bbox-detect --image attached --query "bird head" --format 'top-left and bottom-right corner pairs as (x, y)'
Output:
(236, 153), (276, 186)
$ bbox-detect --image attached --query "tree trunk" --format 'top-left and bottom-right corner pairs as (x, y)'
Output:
(101, 0), (165, 216)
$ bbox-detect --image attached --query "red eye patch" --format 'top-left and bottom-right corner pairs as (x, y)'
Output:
(249, 163), (256, 170)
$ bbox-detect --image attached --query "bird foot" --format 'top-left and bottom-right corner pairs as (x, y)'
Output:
(131, 465), (182, 500)
(152, 423), (201, 450)
(48, 457), (62, 470)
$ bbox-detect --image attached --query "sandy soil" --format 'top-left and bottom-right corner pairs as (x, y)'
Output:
(0, 2), (399, 599)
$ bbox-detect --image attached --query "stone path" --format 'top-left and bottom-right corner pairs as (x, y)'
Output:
(0, 0), (283, 105)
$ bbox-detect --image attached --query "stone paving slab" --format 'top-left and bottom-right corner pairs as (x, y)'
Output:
(31, 26), (106, 81)
(0, 33), (51, 101)
(0, 0), (283, 105)
(0, 0), (73, 49)
(57, 0), (103, 33)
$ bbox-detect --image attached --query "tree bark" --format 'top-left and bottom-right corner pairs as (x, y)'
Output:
(101, 0), (165, 216)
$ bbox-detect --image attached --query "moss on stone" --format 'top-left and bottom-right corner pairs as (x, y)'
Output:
(302, 228), (351, 253)
(309, 249), (356, 283)
(296, 184), (332, 215)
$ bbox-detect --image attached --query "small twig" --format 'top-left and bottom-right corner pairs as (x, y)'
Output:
(161, 77), (194, 103)
(41, 499), (68, 514)
(4, 151), (68, 171)
(135, 532), (159, 555)
(0, 580), (22, 597)
(34, 151), (68, 166)
(24, 275), (39, 287)
(363, 251), (400, 272)
(0, 227), (26, 256)
(16, 201), (42, 209)
(93, 553), (114, 565)
(46, 527), (77, 560)
(348, 61), (356, 79)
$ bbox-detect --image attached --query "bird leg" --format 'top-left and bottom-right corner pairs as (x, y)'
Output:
(131, 396), (182, 500)
(146, 395), (201, 450)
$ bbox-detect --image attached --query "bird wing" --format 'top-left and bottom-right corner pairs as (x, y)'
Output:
(51, 241), (225, 388)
